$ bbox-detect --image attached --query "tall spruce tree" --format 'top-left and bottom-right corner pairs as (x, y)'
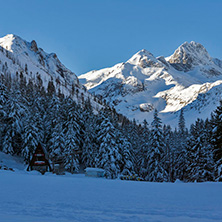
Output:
(63, 99), (81, 173)
(2, 88), (25, 155)
(211, 100), (222, 181)
(22, 113), (39, 163)
(117, 133), (134, 176)
(163, 124), (174, 182)
(143, 110), (168, 182)
(178, 109), (185, 134)
(174, 109), (188, 181)
(96, 117), (122, 179)
(0, 82), (8, 151)
(82, 99), (98, 168)
(186, 119), (214, 182)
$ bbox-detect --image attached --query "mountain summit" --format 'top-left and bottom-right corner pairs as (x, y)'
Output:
(127, 49), (164, 68)
(0, 34), (101, 111)
(167, 41), (213, 71)
(79, 41), (222, 126)
(0, 34), (77, 80)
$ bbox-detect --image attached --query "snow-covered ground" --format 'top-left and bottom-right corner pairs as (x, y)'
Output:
(0, 152), (222, 222)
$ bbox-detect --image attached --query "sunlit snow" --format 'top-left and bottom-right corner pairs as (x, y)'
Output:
(0, 152), (222, 222)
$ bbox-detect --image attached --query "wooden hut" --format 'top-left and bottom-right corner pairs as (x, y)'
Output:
(27, 143), (51, 174)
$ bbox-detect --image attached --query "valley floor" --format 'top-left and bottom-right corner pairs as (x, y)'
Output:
(0, 169), (222, 222)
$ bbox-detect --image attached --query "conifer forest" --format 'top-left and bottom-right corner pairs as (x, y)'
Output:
(1, 67), (222, 182)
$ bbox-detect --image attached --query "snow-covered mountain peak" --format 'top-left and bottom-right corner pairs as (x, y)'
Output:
(0, 34), (72, 77)
(0, 34), (103, 112)
(0, 34), (19, 52)
(0, 34), (41, 57)
(127, 49), (163, 68)
(167, 41), (212, 71)
(79, 41), (222, 127)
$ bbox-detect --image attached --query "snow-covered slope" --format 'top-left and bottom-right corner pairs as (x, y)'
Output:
(0, 34), (101, 110)
(0, 151), (25, 171)
(79, 42), (222, 126)
(1, 168), (222, 222)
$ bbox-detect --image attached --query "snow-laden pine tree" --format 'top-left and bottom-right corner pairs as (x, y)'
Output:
(211, 100), (222, 181)
(0, 82), (8, 150)
(33, 96), (45, 143)
(143, 110), (168, 182)
(178, 109), (185, 134)
(173, 109), (188, 181)
(96, 117), (122, 179)
(47, 97), (65, 164)
(2, 88), (26, 154)
(82, 98), (98, 168)
(185, 118), (214, 182)
(22, 114), (39, 163)
(117, 133), (134, 176)
(140, 120), (151, 179)
(20, 79), (46, 161)
(45, 96), (63, 152)
(139, 120), (150, 170)
(163, 124), (174, 182)
(123, 119), (141, 174)
(63, 98), (81, 173)
(49, 123), (65, 165)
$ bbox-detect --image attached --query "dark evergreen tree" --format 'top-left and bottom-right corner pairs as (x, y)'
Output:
(96, 117), (122, 179)
(22, 114), (39, 163)
(82, 99), (98, 168)
(211, 101), (222, 181)
(173, 109), (188, 181)
(163, 124), (174, 182)
(178, 109), (185, 134)
(63, 99), (81, 173)
(142, 110), (168, 182)
(2, 88), (25, 154)
(186, 119), (214, 182)
(118, 135), (134, 176)
(123, 119), (141, 174)
(0, 82), (8, 150)
(47, 79), (56, 97)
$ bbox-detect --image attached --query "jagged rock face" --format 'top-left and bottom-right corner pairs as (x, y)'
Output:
(213, 58), (222, 69)
(139, 103), (154, 112)
(139, 56), (163, 68)
(168, 41), (212, 71)
(157, 56), (169, 68)
(30, 40), (38, 52)
(79, 42), (222, 127)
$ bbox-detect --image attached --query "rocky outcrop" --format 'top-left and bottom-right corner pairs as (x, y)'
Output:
(168, 41), (212, 71)
(30, 40), (38, 52)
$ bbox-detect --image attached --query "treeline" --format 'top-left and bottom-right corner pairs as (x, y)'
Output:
(0, 71), (222, 182)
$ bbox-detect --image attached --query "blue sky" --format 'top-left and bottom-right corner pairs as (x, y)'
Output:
(1, 0), (222, 75)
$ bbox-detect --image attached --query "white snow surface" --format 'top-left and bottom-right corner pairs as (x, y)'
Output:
(79, 42), (222, 127)
(1, 152), (222, 222)
(0, 151), (25, 171)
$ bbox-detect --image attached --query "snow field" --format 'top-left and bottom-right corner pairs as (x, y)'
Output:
(0, 170), (222, 222)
